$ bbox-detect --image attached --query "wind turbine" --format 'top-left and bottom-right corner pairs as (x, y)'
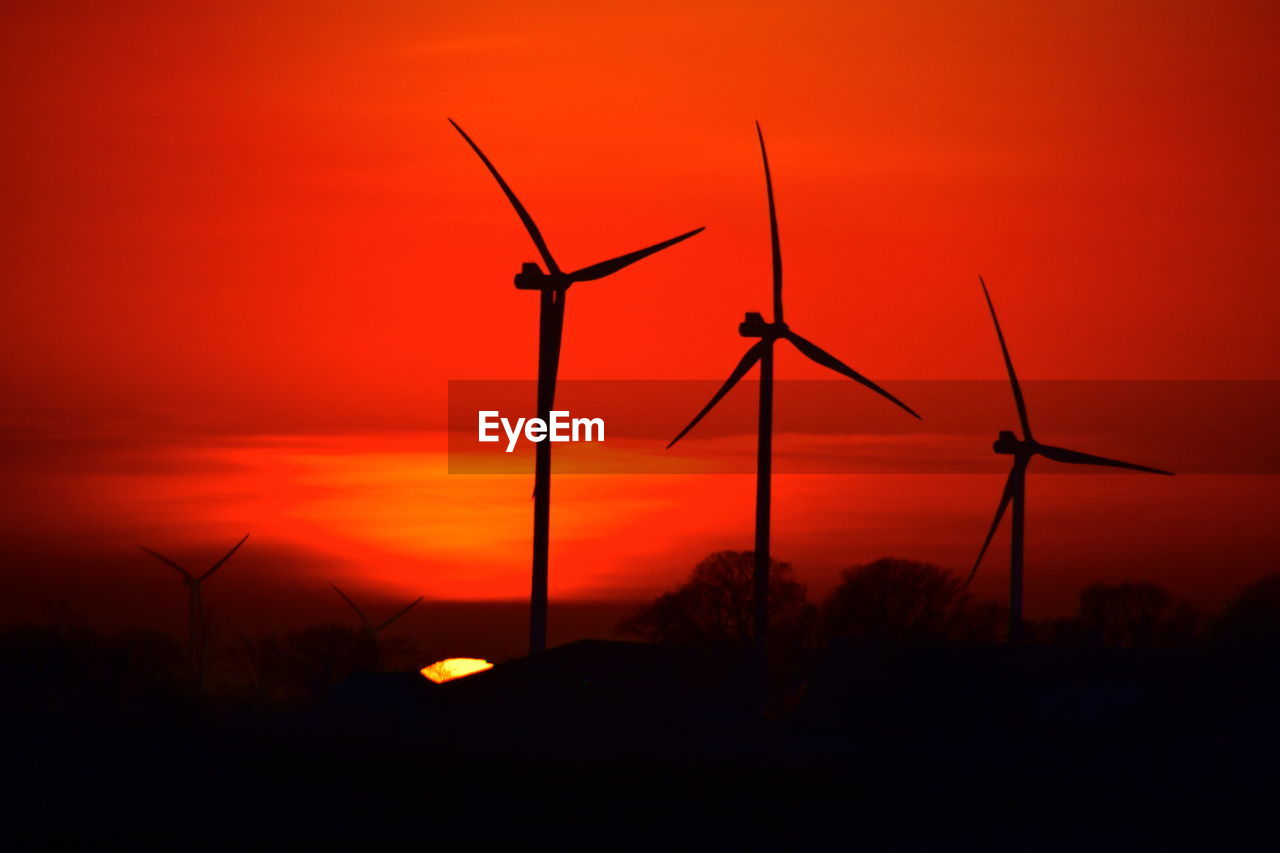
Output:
(449, 119), (703, 654)
(139, 533), (249, 695)
(966, 276), (1174, 642)
(667, 123), (920, 648)
(330, 583), (424, 671)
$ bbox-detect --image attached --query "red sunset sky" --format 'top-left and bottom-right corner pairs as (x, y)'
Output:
(2, 1), (1278, 645)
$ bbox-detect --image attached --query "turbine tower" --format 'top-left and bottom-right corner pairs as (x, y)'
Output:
(967, 276), (1174, 642)
(668, 123), (920, 648)
(139, 533), (249, 695)
(450, 119), (703, 654)
(330, 583), (424, 671)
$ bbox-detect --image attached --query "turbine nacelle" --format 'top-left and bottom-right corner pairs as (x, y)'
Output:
(514, 262), (560, 291)
(993, 430), (1027, 455)
(738, 312), (786, 339)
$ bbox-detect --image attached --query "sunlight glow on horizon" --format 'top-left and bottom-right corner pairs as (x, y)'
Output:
(421, 657), (494, 683)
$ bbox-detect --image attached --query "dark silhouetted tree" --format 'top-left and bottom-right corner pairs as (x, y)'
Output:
(282, 623), (376, 702)
(821, 557), (1003, 643)
(0, 621), (184, 715)
(1213, 573), (1280, 649)
(232, 624), (422, 709)
(1078, 581), (1200, 647)
(374, 633), (422, 672)
(618, 551), (815, 648)
(231, 632), (291, 709)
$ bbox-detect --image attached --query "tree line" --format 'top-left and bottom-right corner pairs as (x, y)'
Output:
(618, 551), (1280, 650)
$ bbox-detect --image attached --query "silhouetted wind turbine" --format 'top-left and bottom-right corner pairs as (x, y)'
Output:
(139, 534), (249, 695)
(667, 123), (920, 648)
(966, 276), (1174, 642)
(330, 583), (423, 671)
(450, 119), (703, 654)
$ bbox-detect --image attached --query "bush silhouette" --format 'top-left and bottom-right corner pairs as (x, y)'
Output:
(232, 623), (377, 706)
(0, 622), (184, 715)
(618, 550), (815, 647)
(1213, 572), (1280, 649)
(1078, 581), (1199, 647)
(821, 557), (1003, 643)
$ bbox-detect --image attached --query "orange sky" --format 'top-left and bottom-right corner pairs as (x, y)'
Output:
(3, 2), (1279, 629)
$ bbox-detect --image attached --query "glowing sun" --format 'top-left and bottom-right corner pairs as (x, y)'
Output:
(420, 657), (494, 683)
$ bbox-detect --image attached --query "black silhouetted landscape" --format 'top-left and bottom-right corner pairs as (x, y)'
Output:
(7, 554), (1280, 846)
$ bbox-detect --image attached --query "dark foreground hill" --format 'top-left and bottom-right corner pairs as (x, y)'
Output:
(6, 638), (1279, 848)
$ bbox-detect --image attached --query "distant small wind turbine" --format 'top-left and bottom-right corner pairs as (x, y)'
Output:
(966, 276), (1174, 642)
(330, 583), (423, 671)
(667, 123), (920, 648)
(139, 534), (249, 695)
(450, 119), (703, 654)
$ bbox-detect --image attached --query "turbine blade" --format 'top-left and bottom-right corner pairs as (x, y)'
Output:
(376, 596), (424, 632)
(565, 228), (704, 283)
(200, 533), (249, 580)
(330, 583), (373, 630)
(448, 119), (561, 275)
(666, 342), (765, 448)
(1036, 444), (1174, 475)
(782, 331), (921, 419)
(138, 546), (192, 581)
(980, 276), (1032, 439)
(756, 121), (783, 323)
(965, 462), (1022, 588)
